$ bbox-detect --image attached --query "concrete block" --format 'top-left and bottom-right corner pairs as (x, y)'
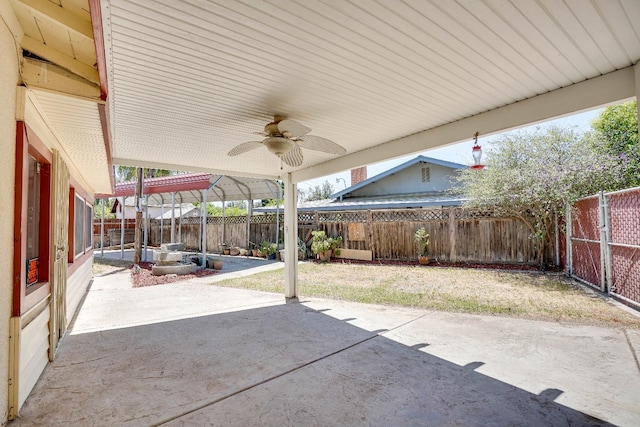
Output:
(151, 263), (196, 276)
(161, 243), (185, 251)
(153, 251), (183, 262)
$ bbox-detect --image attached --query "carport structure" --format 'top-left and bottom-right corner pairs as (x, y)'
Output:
(96, 0), (640, 301)
(98, 173), (280, 261)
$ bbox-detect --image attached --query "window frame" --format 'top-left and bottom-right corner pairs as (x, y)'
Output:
(85, 201), (93, 252)
(421, 167), (431, 183)
(69, 186), (94, 262)
(13, 122), (52, 316)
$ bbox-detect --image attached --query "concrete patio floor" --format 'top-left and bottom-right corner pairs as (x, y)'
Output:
(10, 264), (640, 426)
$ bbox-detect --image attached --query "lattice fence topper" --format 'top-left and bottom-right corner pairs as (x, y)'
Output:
(373, 209), (449, 222)
(178, 217), (201, 225)
(298, 213), (316, 224)
(251, 213), (284, 224)
(317, 211), (368, 223)
(455, 207), (511, 220)
(210, 215), (246, 224)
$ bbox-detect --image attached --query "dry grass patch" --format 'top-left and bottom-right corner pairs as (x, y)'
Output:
(93, 257), (131, 277)
(214, 263), (640, 328)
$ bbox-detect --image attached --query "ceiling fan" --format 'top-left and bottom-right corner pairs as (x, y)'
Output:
(227, 116), (346, 167)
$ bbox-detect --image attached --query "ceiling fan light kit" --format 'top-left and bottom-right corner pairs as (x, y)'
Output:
(265, 136), (293, 156)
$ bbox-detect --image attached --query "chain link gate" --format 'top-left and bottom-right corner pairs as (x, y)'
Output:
(568, 187), (640, 308)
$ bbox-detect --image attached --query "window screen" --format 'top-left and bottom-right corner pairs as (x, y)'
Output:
(85, 203), (93, 250)
(74, 195), (85, 256)
(421, 167), (430, 182)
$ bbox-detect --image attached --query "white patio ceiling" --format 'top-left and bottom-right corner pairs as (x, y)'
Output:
(101, 0), (640, 182)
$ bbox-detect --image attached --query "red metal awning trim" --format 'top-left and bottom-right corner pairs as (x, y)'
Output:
(98, 173), (213, 198)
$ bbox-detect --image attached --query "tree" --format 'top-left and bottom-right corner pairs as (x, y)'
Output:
(455, 126), (625, 267)
(114, 166), (175, 183)
(305, 180), (334, 201)
(591, 100), (639, 187)
(193, 202), (248, 217)
(93, 199), (116, 219)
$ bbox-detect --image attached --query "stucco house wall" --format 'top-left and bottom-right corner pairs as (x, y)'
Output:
(0, 19), (18, 424)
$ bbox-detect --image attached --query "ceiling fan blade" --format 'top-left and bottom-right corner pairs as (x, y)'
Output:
(280, 144), (303, 167)
(277, 119), (311, 138)
(297, 135), (347, 155)
(227, 141), (263, 156)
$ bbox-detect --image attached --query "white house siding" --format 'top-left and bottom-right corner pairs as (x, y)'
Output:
(17, 306), (50, 409)
(349, 163), (459, 198)
(0, 19), (19, 423)
(66, 258), (93, 325)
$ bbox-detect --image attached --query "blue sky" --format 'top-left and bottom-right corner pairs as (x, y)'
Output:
(299, 108), (604, 193)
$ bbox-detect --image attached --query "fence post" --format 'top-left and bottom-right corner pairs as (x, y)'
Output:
(602, 192), (613, 294)
(120, 196), (125, 259)
(100, 198), (105, 256)
(565, 204), (572, 276)
(554, 212), (560, 266)
(449, 207), (456, 262)
(598, 192), (607, 292)
(367, 210), (374, 257)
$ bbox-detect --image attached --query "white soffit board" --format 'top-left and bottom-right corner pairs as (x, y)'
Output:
(102, 0), (640, 179)
(31, 89), (112, 194)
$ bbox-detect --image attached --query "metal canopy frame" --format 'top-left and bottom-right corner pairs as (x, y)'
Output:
(97, 173), (280, 261)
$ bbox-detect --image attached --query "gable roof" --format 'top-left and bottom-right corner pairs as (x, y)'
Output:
(331, 155), (466, 199)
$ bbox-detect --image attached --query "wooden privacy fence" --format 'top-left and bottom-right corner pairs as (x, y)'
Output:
(567, 186), (640, 308)
(93, 219), (136, 247)
(128, 207), (546, 265)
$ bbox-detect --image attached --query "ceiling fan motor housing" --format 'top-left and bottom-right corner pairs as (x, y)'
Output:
(264, 121), (281, 136)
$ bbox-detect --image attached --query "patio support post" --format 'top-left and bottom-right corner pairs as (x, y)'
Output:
(201, 189), (208, 268)
(171, 192), (176, 243)
(143, 200), (148, 262)
(100, 198), (105, 257)
(120, 196), (125, 259)
(283, 173), (298, 300)
(246, 199), (252, 248)
(221, 200), (226, 247)
(160, 197), (164, 245)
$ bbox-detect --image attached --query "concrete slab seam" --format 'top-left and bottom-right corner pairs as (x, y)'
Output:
(623, 329), (640, 374)
(150, 333), (380, 426)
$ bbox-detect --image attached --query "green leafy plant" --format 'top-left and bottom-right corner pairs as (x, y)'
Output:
(298, 237), (308, 260)
(414, 227), (430, 256)
(310, 231), (342, 256)
(260, 241), (278, 256)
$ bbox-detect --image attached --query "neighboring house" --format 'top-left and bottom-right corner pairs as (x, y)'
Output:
(257, 156), (467, 212)
(1, 3), (112, 419)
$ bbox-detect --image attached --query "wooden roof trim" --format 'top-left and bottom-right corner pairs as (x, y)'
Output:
(88, 0), (108, 101)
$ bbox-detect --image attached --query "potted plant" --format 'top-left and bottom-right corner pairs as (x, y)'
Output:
(298, 237), (308, 260)
(311, 231), (342, 262)
(414, 227), (430, 265)
(207, 257), (223, 270)
(260, 241), (278, 259)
